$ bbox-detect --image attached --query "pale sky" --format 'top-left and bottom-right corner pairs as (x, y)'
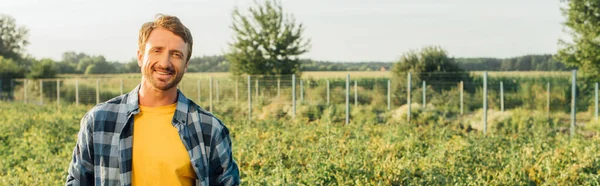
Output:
(1, 0), (568, 62)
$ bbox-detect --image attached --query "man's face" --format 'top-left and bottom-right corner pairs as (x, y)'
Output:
(137, 27), (189, 91)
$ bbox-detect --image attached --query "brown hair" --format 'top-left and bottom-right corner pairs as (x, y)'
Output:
(138, 14), (193, 62)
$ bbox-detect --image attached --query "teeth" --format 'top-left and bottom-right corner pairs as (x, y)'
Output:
(156, 71), (170, 75)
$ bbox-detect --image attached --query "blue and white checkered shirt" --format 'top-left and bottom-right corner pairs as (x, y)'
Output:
(66, 85), (240, 186)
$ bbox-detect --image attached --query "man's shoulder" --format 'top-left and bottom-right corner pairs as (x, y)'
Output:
(186, 99), (228, 132)
(84, 94), (129, 121)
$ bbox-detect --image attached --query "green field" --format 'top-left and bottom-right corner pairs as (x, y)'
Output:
(3, 71), (600, 184)
(1, 100), (600, 185)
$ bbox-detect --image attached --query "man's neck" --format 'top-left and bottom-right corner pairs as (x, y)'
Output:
(138, 82), (178, 107)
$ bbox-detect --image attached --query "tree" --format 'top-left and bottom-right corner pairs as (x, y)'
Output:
(0, 14), (29, 61)
(391, 46), (472, 105)
(556, 0), (600, 80)
(392, 46), (468, 86)
(227, 0), (310, 76)
(28, 58), (57, 79)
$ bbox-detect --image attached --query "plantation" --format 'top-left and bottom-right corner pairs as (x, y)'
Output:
(1, 98), (599, 185)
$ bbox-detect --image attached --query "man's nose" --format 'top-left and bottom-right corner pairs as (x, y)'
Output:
(156, 51), (172, 69)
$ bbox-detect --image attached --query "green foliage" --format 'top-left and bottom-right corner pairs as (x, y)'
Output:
(391, 46), (472, 105)
(227, 0), (310, 76)
(0, 56), (25, 79)
(0, 14), (29, 61)
(27, 58), (57, 79)
(556, 0), (600, 81)
(2, 101), (599, 185)
(456, 54), (572, 71)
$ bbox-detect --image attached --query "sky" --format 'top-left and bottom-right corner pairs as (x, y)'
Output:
(1, 0), (569, 63)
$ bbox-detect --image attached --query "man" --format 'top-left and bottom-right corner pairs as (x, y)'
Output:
(66, 14), (240, 186)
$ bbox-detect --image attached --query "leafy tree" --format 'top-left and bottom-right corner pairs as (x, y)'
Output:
(392, 46), (469, 86)
(84, 60), (115, 74)
(556, 0), (600, 80)
(0, 14), (29, 61)
(0, 56), (25, 79)
(27, 58), (57, 79)
(227, 0), (310, 76)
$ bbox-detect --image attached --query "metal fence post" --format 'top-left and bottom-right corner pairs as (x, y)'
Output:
(346, 74), (350, 125)
(354, 80), (358, 107)
(387, 79), (391, 110)
(57, 79), (60, 106)
(422, 81), (426, 108)
(248, 75), (251, 120)
(547, 82), (550, 118)
(500, 81), (504, 112)
(120, 79), (124, 95)
(300, 80), (304, 103)
(216, 79), (220, 103)
(292, 74), (296, 118)
(197, 79), (201, 103)
(277, 78), (281, 99)
(407, 73), (411, 123)
(235, 79), (239, 104)
(40, 80), (43, 105)
(483, 71), (488, 135)
(210, 77), (213, 112)
(255, 79), (259, 102)
(24, 79), (27, 104)
(571, 70), (576, 138)
(0, 79), (2, 100)
(75, 79), (79, 106)
(460, 81), (464, 115)
(326, 80), (330, 105)
(595, 82), (598, 122)
(96, 79), (100, 105)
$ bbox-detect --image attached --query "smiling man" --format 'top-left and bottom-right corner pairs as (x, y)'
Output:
(66, 14), (240, 186)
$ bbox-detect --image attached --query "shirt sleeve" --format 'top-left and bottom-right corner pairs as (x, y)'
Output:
(208, 122), (240, 186)
(65, 112), (95, 186)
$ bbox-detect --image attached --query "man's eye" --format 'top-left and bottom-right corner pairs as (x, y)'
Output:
(173, 53), (182, 58)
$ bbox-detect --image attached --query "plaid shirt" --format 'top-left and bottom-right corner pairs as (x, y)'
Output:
(65, 85), (240, 186)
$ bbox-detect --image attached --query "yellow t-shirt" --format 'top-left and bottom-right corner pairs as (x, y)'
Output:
(132, 103), (196, 186)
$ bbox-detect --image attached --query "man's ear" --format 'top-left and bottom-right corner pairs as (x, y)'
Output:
(137, 50), (143, 67)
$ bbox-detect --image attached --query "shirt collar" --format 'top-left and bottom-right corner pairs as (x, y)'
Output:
(125, 84), (190, 125)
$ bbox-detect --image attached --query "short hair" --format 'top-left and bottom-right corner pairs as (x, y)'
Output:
(138, 14), (193, 62)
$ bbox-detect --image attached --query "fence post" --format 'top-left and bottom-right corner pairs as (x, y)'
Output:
(235, 79), (239, 104)
(24, 79), (27, 104)
(422, 81), (426, 108)
(292, 74), (296, 119)
(547, 82), (550, 118)
(75, 80), (79, 106)
(300, 80), (304, 103)
(120, 79), (124, 95)
(460, 81), (464, 115)
(57, 79), (60, 106)
(354, 80), (358, 107)
(407, 73), (411, 123)
(197, 79), (201, 103)
(248, 75), (251, 120)
(255, 79), (259, 102)
(500, 81), (504, 112)
(96, 79), (100, 105)
(0, 79), (2, 100)
(40, 80), (43, 105)
(387, 79), (391, 111)
(216, 79), (220, 103)
(346, 74), (350, 125)
(277, 78), (281, 99)
(326, 80), (330, 105)
(210, 77), (213, 112)
(571, 70), (576, 138)
(595, 82), (598, 122)
(483, 71), (488, 135)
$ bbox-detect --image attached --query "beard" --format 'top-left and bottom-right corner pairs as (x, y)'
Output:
(143, 66), (184, 91)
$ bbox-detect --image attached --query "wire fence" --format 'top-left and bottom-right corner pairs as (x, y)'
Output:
(0, 71), (597, 134)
